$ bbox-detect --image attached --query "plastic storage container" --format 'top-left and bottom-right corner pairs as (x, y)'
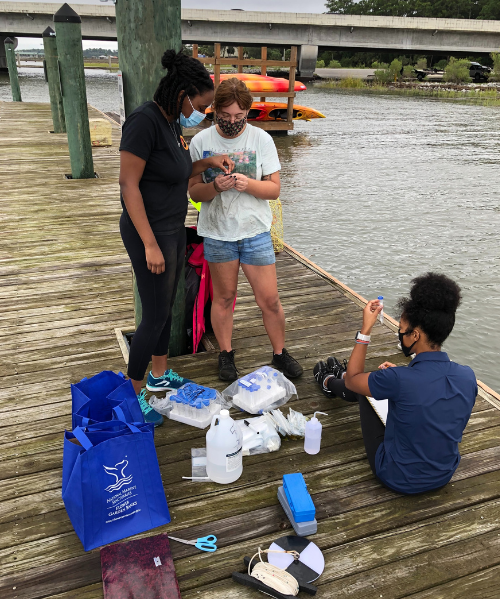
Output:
(206, 410), (243, 484)
(149, 383), (222, 429)
(304, 411), (327, 455)
(282, 473), (316, 522)
(232, 367), (286, 413)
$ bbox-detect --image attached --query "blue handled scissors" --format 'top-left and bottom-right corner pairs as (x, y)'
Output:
(169, 534), (217, 553)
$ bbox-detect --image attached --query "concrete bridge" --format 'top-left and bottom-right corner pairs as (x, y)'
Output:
(2, 2), (500, 75)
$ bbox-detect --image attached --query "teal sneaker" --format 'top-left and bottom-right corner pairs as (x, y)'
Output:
(137, 389), (164, 427)
(146, 369), (194, 392)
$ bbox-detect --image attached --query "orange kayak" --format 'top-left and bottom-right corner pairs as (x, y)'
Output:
(211, 73), (306, 93)
(206, 102), (325, 122)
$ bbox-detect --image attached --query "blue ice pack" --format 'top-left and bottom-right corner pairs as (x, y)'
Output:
(282, 473), (316, 523)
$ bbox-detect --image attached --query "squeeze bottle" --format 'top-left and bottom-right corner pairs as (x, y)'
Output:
(304, 412), (328, 455)
(206, 409), (243, 484)
(378, 296), (384, 325)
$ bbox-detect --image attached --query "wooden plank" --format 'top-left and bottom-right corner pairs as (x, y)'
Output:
(214, 43), (221, 88)
(237, 46), (243, 74)
(404, 564), (500, 598)
(287, 46), (297, 125)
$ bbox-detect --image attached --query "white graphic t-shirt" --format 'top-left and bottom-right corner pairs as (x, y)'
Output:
(189, 123), (281, 242)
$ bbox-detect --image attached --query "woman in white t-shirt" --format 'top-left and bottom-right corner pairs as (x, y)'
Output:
(189, 78), (303, 382)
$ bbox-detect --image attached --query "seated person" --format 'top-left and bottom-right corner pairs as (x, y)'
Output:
(314, 272), (477, 495)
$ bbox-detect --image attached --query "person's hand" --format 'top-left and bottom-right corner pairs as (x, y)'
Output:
(378, 361), (397, 369)
(234, 173), (249, 192)
(214, 173), (236, 193)
(361, 299), (383, 334)
(208, 154), (234, 174)
(145, 243), (165, 274)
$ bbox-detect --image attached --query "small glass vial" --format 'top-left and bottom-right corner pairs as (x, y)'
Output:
(378, 296), (384, 325)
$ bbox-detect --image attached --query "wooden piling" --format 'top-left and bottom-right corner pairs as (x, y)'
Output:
(115, 0), (181, 116)
(42, 26), (66, 134)
(53, 3), (94, 179)
(115, 0), (186, 355)
(4, 37), (21, 102)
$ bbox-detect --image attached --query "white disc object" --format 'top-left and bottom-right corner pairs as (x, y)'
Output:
(267, 535), (324, 583)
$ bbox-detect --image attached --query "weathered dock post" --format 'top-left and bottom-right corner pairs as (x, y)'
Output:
(116, 0), (187, 356)
(115, 0), (181, 116)
(4, 38), (22, 102)
(42, 27), (66, 134)
(54, 4), (94, 179)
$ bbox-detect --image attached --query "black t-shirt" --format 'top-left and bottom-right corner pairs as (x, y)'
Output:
(119, 101), (193, 234)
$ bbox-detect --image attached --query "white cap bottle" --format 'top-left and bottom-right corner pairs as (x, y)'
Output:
(304, 412), (328, 455)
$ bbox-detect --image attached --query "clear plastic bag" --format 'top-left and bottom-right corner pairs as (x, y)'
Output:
(263, 407), (309, 439)
(235, 416), (281, 455)
(149, 383), (230, 429)
(222, 366), (297, 414)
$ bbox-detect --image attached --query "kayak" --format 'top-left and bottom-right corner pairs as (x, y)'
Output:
(249, 102), (325, 121)
(206, 102), (325, 122)
(211, 73), (306, 92)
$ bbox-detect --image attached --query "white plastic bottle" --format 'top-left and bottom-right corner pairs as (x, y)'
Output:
(206, 410), (243, 484)
(378, 295), (384, 324)
(304, 412), (328, 455)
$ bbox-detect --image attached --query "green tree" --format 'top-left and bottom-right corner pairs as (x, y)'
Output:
(389, 58), (403, 80)
(325, 0), (499, 19)
(443, 57), (472, 83)
(489, 51), (500, 81)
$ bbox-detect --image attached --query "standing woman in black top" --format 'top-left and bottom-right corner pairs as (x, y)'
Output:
(119, 50), (233, 425)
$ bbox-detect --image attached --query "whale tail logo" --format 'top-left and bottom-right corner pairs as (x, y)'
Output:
(103, 459), (133, 492)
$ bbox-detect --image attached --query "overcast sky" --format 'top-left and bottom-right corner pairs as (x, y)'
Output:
(14, 0), (328, 48)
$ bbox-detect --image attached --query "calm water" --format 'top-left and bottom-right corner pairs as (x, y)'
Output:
(2, 69), (499, 390)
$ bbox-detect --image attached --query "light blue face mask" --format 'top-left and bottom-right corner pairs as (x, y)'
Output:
(179, 96), (206, 128)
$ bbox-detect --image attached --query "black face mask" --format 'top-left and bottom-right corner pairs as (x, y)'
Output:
(398, 330), (417, 358)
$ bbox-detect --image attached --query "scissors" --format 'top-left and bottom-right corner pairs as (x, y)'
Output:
(169, 534), (217, 553)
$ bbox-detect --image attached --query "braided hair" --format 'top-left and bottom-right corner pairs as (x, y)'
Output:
(397, 272), (462, 347)
(154, 49), (214, 118)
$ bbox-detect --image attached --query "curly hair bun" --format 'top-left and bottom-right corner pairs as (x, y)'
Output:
(161, 49), (180, 70)
(410, 272), (461, 314)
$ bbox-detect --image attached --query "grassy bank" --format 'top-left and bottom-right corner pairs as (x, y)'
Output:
(316, 78), (500, 106)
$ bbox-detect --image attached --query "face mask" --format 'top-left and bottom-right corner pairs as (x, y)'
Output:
(216, 114), (247, 137)
(179, 96), (206, 128)
(398, 330), (417, 358)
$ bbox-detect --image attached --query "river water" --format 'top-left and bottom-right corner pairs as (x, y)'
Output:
(2, 69), (499, 390)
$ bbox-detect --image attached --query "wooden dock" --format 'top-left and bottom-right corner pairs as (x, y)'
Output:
(1, 102), (500, 599)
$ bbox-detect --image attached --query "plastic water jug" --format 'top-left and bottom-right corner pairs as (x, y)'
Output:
(206, 409), (243, 484)
(304, 412), (328, 455)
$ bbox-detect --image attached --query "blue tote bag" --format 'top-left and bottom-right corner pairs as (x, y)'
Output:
(71, 371), (144, 429)
(62, 420), (170, 551)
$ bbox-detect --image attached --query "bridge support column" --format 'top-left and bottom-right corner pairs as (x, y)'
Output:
(297, 44), (318, 80)
(0, 36), (8, 71)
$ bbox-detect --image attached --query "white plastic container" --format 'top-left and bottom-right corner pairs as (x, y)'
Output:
(206, 409), (243, 484)
(304, 412), (328, 455)
(378, 295), (384, 324)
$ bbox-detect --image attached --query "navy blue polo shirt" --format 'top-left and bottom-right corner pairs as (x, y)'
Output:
(368, 352), (477, 494)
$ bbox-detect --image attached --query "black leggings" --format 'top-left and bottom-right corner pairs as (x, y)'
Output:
(120, 213), (186, 381)
(327, 378), (386, 476)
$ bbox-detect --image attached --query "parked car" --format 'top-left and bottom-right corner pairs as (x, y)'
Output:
(414, 62), (491, 83)
(469, 62), (491, 82)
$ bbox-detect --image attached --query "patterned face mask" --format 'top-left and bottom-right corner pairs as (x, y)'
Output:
(216, 114), (247, 137)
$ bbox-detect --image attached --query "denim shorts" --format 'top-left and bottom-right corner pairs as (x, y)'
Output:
(203, 231), (276, 266)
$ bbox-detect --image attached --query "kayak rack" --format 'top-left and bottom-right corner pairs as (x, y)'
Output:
(193, 43), (298, 133)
